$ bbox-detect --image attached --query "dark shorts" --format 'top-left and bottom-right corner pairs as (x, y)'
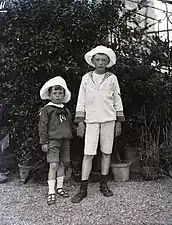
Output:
(47, 139), (70, 163)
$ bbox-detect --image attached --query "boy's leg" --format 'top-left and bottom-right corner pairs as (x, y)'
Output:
(47, 162), (58, 205)
(100, 153), (113, 197)
(71, 123), (99, 203)
(71, 155), (94, 203)
(48, 162), (58, 181)
(101, 152), (111, 175)
(81, 155), (94, 180)
(56, 162), (69, 198)
(56, 162), (65, 188)
(56, 139), (71, 197)
(99, 121), (116, 197)
(47, 140), (61, 205)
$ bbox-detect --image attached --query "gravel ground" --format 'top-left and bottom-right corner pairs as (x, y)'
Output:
(0, 173), (172, 225)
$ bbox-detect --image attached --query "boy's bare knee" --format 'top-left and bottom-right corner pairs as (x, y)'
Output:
(50, 162), (58, 171)
(84, 155), (94, 160)
(101, 152), (111, 158)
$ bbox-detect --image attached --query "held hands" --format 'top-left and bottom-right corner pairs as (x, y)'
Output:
(115, 121), (122, 137)
(77, 122), (85, 138)
(41, 144), (48, 152)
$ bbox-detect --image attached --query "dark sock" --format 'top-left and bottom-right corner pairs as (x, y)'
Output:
(101, 174), (108, 183)
(81, 179), (88, 183)
(80, 180), (88, 189)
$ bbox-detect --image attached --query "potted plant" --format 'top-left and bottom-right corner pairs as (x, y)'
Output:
(11, 133), (36, 182)
(17, 147), (33, 182)
(10, 111), (40, 182)
(111, 141), (132, 182)
(111, 153), (132, 182)
(122, 120), (142, 174)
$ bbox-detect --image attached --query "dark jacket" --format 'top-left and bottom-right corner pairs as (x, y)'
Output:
(38, 105), (73, 145)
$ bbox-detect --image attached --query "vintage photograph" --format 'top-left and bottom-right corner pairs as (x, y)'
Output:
(0, 0), (172, 224)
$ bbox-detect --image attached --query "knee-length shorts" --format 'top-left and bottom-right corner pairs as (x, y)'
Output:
(47, 139), (70, 163)
(84, 121), (116, 155)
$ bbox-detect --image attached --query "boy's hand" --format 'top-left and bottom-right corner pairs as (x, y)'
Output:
(115, 121), (122, 137)
(77, 122), (85, 138)
(41, 144), (48, 152)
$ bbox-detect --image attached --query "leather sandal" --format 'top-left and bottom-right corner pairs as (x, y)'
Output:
(56, 188), (69, 198)
(47, 193), (56, 205)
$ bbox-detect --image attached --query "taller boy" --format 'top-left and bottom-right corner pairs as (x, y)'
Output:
(71, 45), (125, 203)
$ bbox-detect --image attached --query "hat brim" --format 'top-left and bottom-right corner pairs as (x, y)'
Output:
(84, 45), (116, 68)
(40, 76), (71, 103)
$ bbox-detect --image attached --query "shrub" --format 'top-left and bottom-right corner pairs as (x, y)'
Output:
(0, 0), (171, 166)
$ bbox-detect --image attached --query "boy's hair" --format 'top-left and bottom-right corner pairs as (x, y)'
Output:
(92, 53), (110, 62)
(48, 85), (65, 94)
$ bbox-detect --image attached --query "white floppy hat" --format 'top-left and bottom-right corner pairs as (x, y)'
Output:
(84, 45), (116, 68)
(40, 76), (71, 103)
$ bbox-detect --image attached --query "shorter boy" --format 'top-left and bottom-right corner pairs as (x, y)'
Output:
(39, 76), (72, 205)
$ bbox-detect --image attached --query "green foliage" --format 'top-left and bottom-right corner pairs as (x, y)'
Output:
(0, 0), (171, 165)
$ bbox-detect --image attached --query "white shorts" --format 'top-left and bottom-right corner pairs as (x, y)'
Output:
(84, 121), (116, 155)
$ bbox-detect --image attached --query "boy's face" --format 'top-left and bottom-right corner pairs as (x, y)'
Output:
(92, 53), (110, 74)
(49, 86), (65, 104)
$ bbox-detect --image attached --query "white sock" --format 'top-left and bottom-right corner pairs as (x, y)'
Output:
(47, 180), (56, 194)
(56, 176), (64, 189)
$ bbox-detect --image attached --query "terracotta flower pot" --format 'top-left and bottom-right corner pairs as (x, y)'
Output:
(111, 160), (132, 182)
(18, 164), (32, 182)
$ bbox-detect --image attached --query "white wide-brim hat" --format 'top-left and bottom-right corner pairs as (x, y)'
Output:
(40, 76), (71, 103)
(84, 45), (116, 68)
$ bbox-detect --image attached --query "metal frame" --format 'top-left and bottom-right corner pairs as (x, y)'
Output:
(124, 0), (172, 74)
(125, 0), (172, 37)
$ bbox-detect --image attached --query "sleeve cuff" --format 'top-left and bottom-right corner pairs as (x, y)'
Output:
(75, 111), (85, 123)
(116, 111), (124, 117)
(74, 117), (85, 123)
(116, 111), (125, 122)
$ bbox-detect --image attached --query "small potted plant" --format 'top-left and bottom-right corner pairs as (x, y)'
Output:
(120, 120), (142, 174)
(9, 102), (41, 182)
(111, 152), (132, 182)
(11, 123), (39, 182)
(17, 146), (33, 182)
(111, 139), (132, 182)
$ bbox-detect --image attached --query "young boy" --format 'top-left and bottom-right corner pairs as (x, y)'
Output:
(71, 45), (125, 203)
(39, 76), (73, 205)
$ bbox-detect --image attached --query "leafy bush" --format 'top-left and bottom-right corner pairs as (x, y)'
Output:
(0, 0), (171, 166)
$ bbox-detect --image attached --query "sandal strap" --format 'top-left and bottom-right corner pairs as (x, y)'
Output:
(48, 193), (55, 200)
(57, 188), (66, 194)
(56, 188), (69, 197)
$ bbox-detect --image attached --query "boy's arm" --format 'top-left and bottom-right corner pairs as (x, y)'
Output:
(113, 76), (125, 122)
(38, 109), (49, 145)
(74, 76), (86, 123)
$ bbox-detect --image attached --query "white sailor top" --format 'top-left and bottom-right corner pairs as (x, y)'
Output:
(75, 71), (125, 124)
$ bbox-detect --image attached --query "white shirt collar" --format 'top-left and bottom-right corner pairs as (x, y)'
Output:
(46, 102), (64, 108)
